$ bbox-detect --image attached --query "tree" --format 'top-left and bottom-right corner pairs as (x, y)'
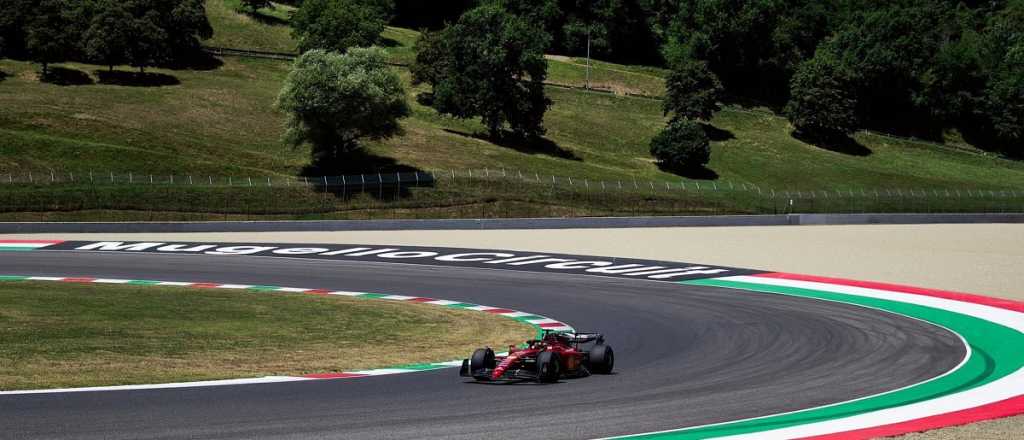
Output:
(291, 0), (388, 53)
(650, 118), (711, 172)
(430, 5), (552, 139)
(84, 0), (132, 72)
(0, 0), (38, 58)
(785, 51), (859, 140)
(240, 0), (272, 12)
(25, 0), (74, 76)
(163, 0), (213, 62)
(410, 28), (450, 86)
(663, 58), (723, 121)
(125, 11), (167, 73)
(275, 47), (410, 168)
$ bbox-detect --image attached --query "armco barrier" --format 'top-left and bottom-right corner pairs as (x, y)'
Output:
(1, 213), (1023, 233)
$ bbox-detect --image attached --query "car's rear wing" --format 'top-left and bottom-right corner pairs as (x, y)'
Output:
(540, 329), (605, 346)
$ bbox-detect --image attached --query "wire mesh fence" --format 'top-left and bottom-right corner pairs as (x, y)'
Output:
(1, 168), (1022, 221)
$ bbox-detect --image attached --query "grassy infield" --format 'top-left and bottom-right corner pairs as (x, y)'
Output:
(0, 281), (535, 390)
(1, 0), (1023, 220)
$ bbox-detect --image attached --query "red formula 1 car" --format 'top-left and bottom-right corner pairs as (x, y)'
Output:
(459, 330), (614, 383)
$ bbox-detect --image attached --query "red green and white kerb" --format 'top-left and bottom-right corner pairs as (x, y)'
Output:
(606, 273), (1024, 440)
(0, 275), (573, 395)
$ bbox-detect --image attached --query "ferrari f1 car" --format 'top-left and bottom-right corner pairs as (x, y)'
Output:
(459, 330), (614, 383)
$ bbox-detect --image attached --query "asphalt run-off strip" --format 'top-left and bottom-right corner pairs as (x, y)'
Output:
(4, 239), (1024, 439)
(0, 275), (573, 395)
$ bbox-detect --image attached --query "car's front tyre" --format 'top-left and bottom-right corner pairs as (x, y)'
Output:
(470, 348), (495, 380)
(536, 351), (560, 383)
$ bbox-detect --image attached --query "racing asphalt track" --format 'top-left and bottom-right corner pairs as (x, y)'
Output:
(0, 249), (966, 440)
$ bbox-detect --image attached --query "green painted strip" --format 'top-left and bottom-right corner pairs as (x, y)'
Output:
(443, 303), (479, 309)
(613, 278), (1024, 439)
(126, 280), (162, 286)
(0, 275), (30, 281)
(358, 293), (390, 299)
(247, 285), (283, 291)
(0, 248), (37, 252)
(391, 363), (450, 371)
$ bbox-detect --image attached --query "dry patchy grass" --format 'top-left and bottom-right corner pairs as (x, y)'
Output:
(0, 281), (536, 390)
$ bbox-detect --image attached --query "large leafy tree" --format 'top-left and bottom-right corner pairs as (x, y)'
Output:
(275, 47), (410, 168)
(84, 0), (133, 72)
(978, 5), (1024, 151)
(291, 0), (389, 53)
(663, 57), (723, 121)
(0, 0), (38, 57)
(429, 5), (552, 139)
(126, 10), (167, 73)
(785, 50), (859, 140)
(410, 28), (450, 86)
(25, 0), (74, 75)
(650, 118), (711, 172)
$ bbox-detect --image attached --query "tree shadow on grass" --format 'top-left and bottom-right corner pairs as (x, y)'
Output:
(165, 52), (225, 72)
(792, 130), (872, 157)
(380, 37), (402, 48)
(0, 70), (8, 82)
(96, 70), (180, 87)
(299, 149), (430, 201)
(444, 129), (582, 161)
(656, 162), (720, 180)
(958, 122), (1024, 161)
(41, 67), (94, 86)
(701, 123), (735, 141)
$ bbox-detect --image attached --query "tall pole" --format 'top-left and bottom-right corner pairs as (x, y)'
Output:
(586, 27), (591, 90)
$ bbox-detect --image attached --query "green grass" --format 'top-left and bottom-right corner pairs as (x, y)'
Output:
(0, 281), (534, 390)
(1, 6), (1022, 219)
(206, 0), (298, 53)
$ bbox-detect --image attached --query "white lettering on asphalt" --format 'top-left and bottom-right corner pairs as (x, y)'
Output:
(157, 244), (219, 252)
(73, 242), (733, 281)
(544, 261), (615, 270)
(378, 251), (440, 259)
(484, 255), (551, 264)
(77, 242), (166, 251)
(647, 269), (730, 279)
(318, 247), (373, 256)
(272, 248), (331, 255)
(586, 264), (660, 274)
(435, 253), (515, 262)
(345, 248), (400, 257)
(205, 246), (278, 256)
(623, 267), (708, 276)
(505, 258), (574, 266)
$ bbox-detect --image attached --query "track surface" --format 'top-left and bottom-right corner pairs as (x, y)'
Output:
(0, 251), (965, 439)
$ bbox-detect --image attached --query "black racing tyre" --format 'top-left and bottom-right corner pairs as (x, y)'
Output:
(588, 344), (615, 374)
(470, 348), (495, 380)
(536, 351), (560, 383)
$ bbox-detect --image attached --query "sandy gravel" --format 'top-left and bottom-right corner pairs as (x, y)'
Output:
(4, 223), (1023, 438)
(8, 224), (1022, 300)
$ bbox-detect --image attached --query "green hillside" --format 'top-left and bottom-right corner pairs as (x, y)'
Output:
(0, 1), (1021, 220)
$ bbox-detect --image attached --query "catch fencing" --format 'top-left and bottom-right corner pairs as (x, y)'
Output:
(1, 168), (1023, 222)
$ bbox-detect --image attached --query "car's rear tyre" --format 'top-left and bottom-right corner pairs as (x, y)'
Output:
(536, 351), (560, 383)
(470, 348), (495, 380)
(588, 344), (615, 374)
